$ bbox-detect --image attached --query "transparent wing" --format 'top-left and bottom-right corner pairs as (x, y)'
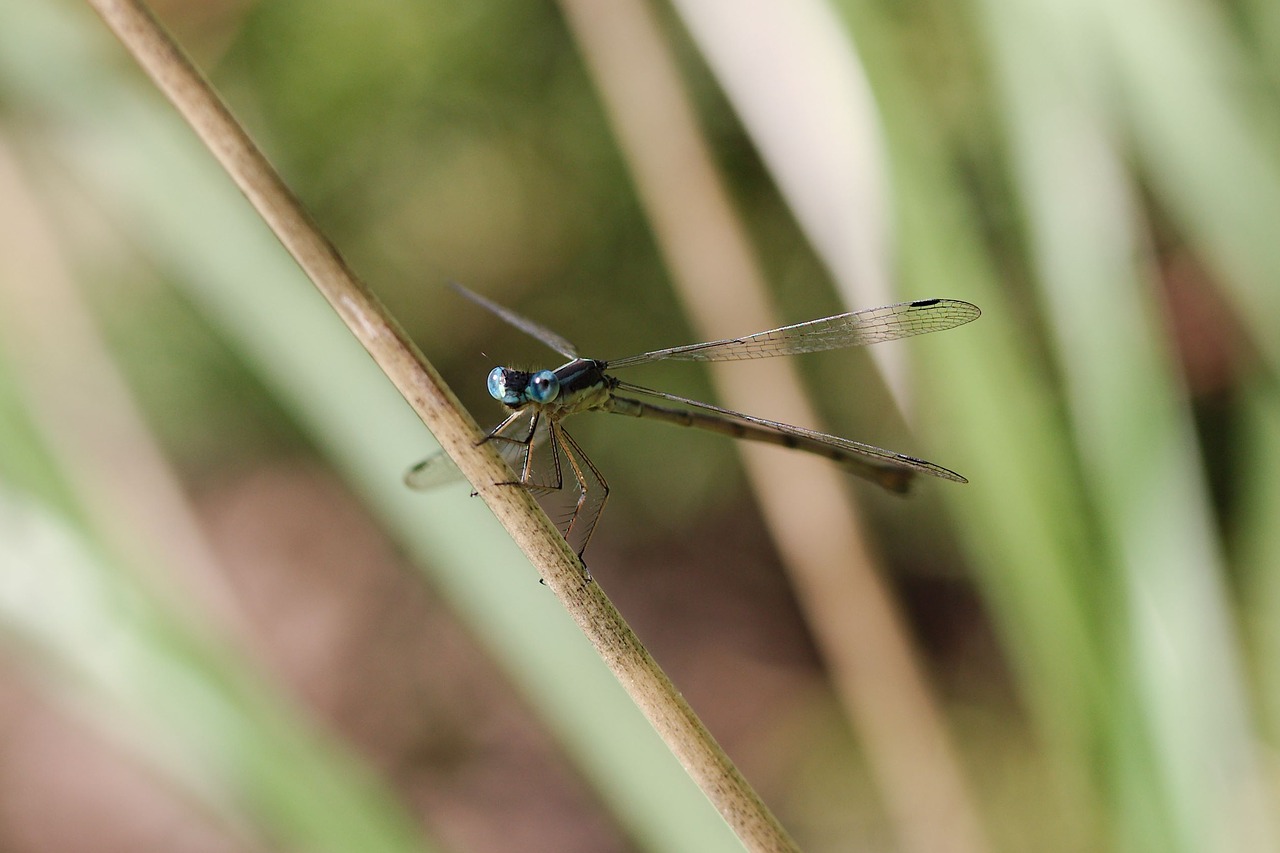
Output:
(403, 450), (466, 490)
(606, 298), (979, 368)
(404, 411), (563, 492)
(450, 281), (579, 359)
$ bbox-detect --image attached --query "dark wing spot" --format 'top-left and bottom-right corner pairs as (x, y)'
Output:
(909, 298), (941, 307)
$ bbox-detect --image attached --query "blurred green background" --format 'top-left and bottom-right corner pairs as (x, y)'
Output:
(1, 0), (1278, 851)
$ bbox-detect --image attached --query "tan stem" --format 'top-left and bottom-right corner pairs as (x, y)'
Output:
(81, 0), (797, 849)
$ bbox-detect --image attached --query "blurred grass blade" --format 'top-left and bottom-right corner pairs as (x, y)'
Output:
(1236, 379), (1280, 742)
(979, 0), (1275, 849)
(666, 0), (910, 401)
(0, 2), (745, 851)
(1245, 0), (1280, 85)
(0, 489), (437, 853)
(836, 2), (1129, 849)
(558, 2), (989, 851)
(1101, 0), (1280, 372)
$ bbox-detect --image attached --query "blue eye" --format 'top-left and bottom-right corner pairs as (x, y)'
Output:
(487, 367), (516, 404)
(527, 370), (560, 404)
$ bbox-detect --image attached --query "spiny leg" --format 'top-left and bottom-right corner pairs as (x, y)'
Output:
(524, 418), (592, 548)
(483, 410), (566, 492)
(486, 412), (590, 566)
(480, 407), (529, 446)
(469, 409), (531, 495)
(555, 423), (609, 569)
(477, 411), (601, 575)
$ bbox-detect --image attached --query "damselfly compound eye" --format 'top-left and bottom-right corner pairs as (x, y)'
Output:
(527, 370), (560, 404)
(487, 366), (521, 405)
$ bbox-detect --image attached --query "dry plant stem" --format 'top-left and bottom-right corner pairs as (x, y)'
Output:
(83, 0), (797, 849)
(557, 1), (990, 852)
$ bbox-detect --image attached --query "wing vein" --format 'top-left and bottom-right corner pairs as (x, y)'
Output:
(607, 299), (979, 368)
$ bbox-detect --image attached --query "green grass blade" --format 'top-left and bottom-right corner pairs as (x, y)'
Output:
(0, 488), (438, 853)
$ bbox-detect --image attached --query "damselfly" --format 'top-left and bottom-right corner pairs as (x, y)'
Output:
(406, 283), (979, 558)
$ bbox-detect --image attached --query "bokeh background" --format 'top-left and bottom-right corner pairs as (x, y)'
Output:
(1, 0), (1279, 851)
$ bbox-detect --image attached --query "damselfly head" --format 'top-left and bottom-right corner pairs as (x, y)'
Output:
(487, 366), (560, 407)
